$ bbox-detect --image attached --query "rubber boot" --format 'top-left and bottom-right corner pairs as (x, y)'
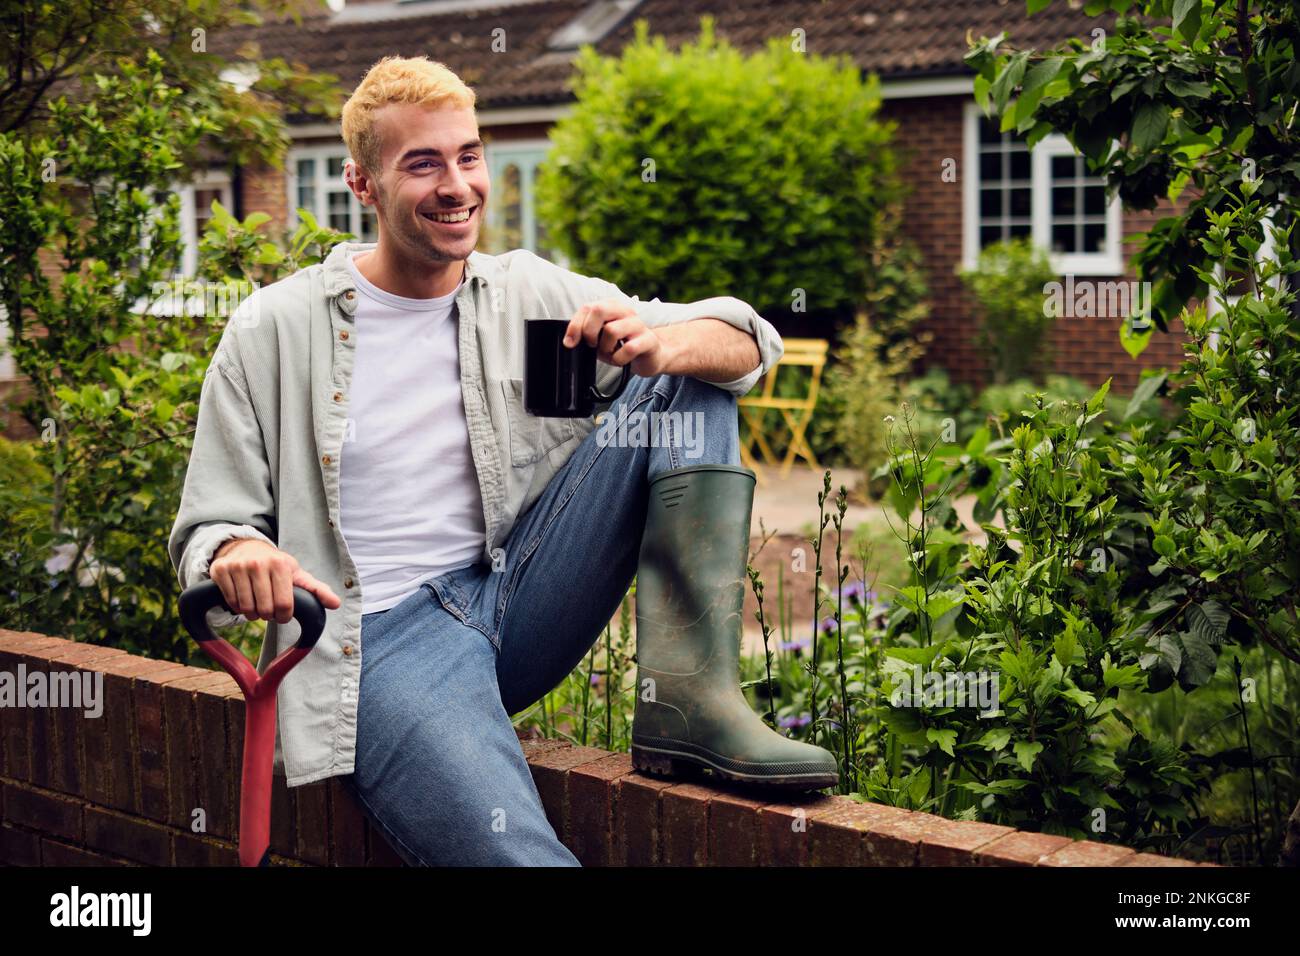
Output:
(630, 463), (839, 790)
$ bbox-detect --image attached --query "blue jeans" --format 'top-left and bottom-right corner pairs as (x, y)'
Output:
(345, 372), (742, 866)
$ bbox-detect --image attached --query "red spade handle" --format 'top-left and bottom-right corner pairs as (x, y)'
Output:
(179, 580), (326, 867)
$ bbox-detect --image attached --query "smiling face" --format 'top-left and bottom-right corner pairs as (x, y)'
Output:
(358, 103), (489, 267)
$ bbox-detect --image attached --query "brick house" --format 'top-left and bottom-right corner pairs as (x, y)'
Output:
(1, 0), (1190, 438)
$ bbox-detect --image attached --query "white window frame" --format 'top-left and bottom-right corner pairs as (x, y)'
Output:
(484, 137), (564, 263)
(286, 144), (378, 242)
(125, 172), (233, 316)
(179, 169), (233, 277)
(963, 101), (1124, 276)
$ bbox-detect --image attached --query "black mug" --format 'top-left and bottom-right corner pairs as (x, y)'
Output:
(524, 318), (631, 417)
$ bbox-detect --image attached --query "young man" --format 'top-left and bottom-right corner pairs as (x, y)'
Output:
(168, 55), (837, 867)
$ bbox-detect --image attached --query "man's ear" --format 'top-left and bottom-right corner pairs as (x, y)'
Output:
(345, 160), (380, 207)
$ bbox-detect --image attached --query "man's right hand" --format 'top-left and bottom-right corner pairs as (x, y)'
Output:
(209, 538), (343, 624)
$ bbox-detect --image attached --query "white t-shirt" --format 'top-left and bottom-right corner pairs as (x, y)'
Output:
(339, 253), (486, 613)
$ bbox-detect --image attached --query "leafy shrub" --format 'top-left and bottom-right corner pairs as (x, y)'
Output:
(535, 15), (900, 317)
(959, 238), (1059, 384)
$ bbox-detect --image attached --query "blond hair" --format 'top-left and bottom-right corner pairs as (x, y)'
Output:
(340, 56), (477, 174)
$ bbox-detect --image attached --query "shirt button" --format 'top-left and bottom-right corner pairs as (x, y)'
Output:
(342, 645), (353, 656)
(322, 454), (332, 465)
(339, 330), (349, 341)
(344, 577), (354, 588)
(333, 391), (343, 402)
(344, 291), (355, 301)
(327, 518), (334, 527)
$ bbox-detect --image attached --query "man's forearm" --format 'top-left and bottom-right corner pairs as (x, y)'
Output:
(653, 318), (761, 384)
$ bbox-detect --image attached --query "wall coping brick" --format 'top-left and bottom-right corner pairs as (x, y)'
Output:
(0, 630), (1217, 867)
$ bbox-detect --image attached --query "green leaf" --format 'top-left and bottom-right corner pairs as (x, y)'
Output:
(1172, 0), (1202, 42)
(1175, 630), (1217, 690)
(978, 728), (1012, 751)
(1085, 378), (1110, 415)
(926, 728), (957, 756)
(1120, 316), (1154, 359)
(958, 778), (1033, 795)
(1021, 56), (1064, 96)
(1014, 740), (1043, 772)
(1131, 101), (1169, 152)
(1124, 371), (1166, 420)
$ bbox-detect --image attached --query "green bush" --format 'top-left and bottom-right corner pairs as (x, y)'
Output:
(535, 15), (900, 317)
(959, 238), (1059, 384)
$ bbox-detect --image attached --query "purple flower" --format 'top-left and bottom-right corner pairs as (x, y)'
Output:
(589, 673), (601, 686)
(780, 635), (812, 653)
(779, 713), (812, 730)
(819, 615), (838, 635)
(837, 581), (866, 605)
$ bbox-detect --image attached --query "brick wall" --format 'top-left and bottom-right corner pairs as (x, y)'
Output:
(880, 95), (1188, 393)
(0, 629), (1216, 867)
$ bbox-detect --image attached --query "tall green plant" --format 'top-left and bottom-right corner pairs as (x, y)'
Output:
(959, 238), (1060, 384)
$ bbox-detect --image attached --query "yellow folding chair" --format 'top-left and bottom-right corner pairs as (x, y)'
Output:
(737, 337), (828, 482)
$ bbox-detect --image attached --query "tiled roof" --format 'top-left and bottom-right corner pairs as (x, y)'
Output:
(210, 0), (1113, 115)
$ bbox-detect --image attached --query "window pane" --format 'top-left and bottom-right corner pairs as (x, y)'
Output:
(500, 163), (522, 250)
(1083, 186), (1106, 216)
(1083, 223), (1106, 253)
(979, 150), (1002, 181)
(974, 116), (1044, 254)
(979, 189), (1002, 218)
(979, 117), (1003, 145)
(328, 156), (345, 179)
(328, 191), (350, 232)
(1008, 149), (1030, 181)
(296, 158), (316, 213)
(1051, 155), (1075, 179)
(360, 207), (377, 242)
(1052, 224), (1075, 252)
(193, 187), (224, 235)
(1051, 186), (1076, 216)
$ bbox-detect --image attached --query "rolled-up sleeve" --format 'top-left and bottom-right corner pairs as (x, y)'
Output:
(167, 344), (278, 628)
(526, 252), (783, 398)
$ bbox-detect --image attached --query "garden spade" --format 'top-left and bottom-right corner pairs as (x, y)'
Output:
(179, 580), (326, 867)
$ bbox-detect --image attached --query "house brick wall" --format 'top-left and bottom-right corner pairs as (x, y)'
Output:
(0, 628), (1214, 867)
(880, 95), (1189, 393)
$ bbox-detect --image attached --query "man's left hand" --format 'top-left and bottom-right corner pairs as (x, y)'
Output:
(562, 300), (673, 377)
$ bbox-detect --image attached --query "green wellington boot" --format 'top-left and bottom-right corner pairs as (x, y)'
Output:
(630, 463), (839, 790)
